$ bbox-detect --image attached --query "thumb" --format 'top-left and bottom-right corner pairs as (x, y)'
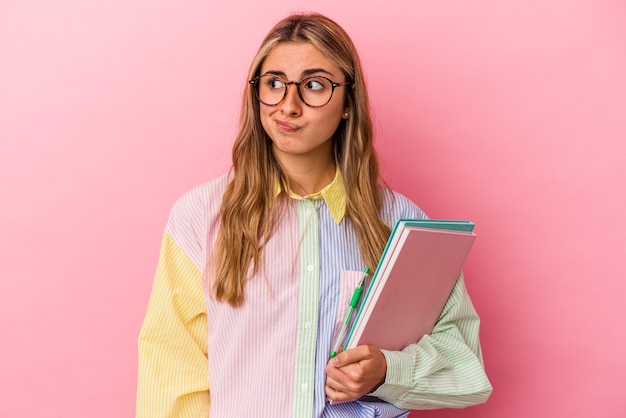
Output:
(332, 348), (358, 367)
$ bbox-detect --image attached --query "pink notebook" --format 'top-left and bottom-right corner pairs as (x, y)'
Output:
(344, 224), (476, 351)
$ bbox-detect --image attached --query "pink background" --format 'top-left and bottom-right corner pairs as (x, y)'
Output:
(1, 1), (625, 417)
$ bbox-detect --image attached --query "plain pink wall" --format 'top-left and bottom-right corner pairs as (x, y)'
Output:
(1, 1), (625, 417)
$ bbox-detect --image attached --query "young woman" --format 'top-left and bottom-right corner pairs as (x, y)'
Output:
(137, 12), (492, 418)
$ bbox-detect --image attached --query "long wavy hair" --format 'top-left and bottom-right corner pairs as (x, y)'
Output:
(211, 12), (392, 306)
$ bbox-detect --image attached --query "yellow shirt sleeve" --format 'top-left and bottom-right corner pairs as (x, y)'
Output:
(137, 231), (210, 417)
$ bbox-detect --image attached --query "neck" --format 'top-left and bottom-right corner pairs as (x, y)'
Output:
(276, 154), (336, 196)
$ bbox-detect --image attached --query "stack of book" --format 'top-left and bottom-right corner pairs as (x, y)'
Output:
(343, 219), (477, 351)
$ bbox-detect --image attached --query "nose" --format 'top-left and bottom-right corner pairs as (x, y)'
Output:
(280, 82), (303, 116)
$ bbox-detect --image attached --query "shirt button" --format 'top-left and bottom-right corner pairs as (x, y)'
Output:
(301, 383), (308, 391)
(304, 321), (312, 330)
(307, 265), (314, 272)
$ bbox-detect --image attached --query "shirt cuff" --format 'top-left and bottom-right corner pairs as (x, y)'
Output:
(369, 349), (413, 401)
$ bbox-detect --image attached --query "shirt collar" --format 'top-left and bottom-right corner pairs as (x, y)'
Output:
(274, 168), (346, 224)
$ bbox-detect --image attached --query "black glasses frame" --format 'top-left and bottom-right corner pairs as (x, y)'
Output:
(249, 74), (352, 108)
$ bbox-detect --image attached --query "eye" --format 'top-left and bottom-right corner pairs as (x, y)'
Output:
(263, 76), (285, 90)
(303, 77), (328, 92)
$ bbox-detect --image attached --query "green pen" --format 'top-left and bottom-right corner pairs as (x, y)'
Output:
(329, 267), (371, 358)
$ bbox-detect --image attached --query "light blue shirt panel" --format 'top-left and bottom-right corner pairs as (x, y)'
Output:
(311, 190), (427, 417)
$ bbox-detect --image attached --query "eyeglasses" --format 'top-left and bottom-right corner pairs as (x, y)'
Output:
(249, 74), (351, 108)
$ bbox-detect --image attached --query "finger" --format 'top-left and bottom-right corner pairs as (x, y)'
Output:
(326, 388), (351, 403)
(325, 375), (346, 393)
(326, 373), (363, 399)
(325, 361), (346, 381)
(332, 347), (365, 367)
(327, 357), (367, 392)
(326, 373), (358, 396)
(325, 381), (358, 403)
(327, 349), (387, 397)
(325, 377), (345, 401)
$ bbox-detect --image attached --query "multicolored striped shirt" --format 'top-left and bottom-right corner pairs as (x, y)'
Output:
(137, 172), (492, 417)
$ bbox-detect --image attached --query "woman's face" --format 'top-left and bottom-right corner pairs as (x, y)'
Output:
(258, 42), (349, 167)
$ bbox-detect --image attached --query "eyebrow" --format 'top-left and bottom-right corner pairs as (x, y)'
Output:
(262, 68), (335, 79)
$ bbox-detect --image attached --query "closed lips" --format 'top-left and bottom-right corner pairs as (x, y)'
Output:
(276, 120), (299, 131)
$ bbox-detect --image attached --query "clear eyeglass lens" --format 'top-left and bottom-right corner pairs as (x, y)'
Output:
(256, 75), (333, 107)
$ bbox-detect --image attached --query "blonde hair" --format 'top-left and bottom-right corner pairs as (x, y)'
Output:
(212, 12), (391, 306)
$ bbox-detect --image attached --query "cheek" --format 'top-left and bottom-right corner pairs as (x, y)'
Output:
(318, 109), (344, 135)
(326, 98), (346, 125)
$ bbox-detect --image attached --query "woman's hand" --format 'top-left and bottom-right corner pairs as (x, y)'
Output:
(325, 345), (387, 403)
